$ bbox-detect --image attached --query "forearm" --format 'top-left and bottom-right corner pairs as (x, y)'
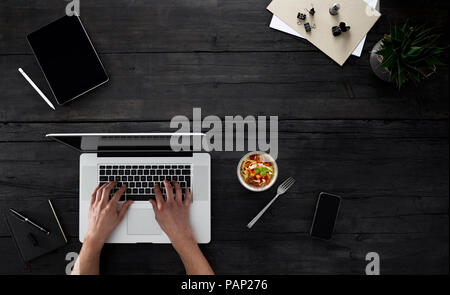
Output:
(71, 237), (103, 275)
(172, 237), (214, 275)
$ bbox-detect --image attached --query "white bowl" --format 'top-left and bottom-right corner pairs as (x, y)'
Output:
(237, 151), (278, 192)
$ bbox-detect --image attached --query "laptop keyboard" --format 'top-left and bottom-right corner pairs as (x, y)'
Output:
(98, 164), (191, 201)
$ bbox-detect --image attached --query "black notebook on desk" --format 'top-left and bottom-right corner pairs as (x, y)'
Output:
(5, 200), (67, 262)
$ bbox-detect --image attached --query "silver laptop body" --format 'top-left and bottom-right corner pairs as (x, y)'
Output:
(46, 133), (211, 243)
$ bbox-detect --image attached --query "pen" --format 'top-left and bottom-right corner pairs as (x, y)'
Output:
(9, 208), (50, 235)
(18, 68), (56, 110)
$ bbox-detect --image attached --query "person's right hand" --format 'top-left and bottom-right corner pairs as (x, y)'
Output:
(149, 180), (214, 275)
(149, 180), (194, 244)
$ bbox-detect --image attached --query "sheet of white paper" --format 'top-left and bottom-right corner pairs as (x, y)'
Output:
(269, 0), (379, 57)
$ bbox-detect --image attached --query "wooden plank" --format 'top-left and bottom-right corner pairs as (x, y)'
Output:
(0, 233), (447, 274)
(0, 53), (448, 122)
(0, 195), (447, 238)
(0, 135), (447, 196)
(0, 0), (448, 54)
(0, 120), (449, 142)
(0, 124), (447, 198)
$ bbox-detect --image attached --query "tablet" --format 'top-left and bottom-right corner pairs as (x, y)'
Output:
(27, 15), (108, 105)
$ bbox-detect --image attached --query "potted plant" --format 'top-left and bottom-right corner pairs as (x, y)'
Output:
(370, 23), (444, 89)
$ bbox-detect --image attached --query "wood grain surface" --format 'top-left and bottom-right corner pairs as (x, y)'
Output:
(0, 0), (448, 274)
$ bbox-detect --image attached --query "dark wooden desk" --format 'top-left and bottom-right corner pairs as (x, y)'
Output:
(0, 0), (448, 274)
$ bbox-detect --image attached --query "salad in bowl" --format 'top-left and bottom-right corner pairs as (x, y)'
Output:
(237, 152), (278, 191)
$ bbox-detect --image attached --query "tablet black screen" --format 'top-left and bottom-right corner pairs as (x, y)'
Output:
(27, 15), (108, 104)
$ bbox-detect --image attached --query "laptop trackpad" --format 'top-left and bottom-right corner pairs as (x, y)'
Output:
(127, 209), (162, 235)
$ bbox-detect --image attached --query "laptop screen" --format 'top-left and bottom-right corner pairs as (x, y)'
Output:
(46, 133), (204, 153)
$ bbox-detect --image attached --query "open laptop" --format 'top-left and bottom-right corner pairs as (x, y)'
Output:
(46, 133), (211, 243)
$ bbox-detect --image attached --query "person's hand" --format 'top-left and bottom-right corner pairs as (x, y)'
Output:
(84, 181), (133, 250)
(149, 180), (214, 275)
(149, 180), (194, 244)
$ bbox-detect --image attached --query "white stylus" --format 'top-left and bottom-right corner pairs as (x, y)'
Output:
(18, 68), (55, 110)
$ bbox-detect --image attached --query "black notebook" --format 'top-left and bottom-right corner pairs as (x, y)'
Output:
(5, 200), (67, 262)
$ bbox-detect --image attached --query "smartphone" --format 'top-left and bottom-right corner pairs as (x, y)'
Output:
(310, 192), (342, 240)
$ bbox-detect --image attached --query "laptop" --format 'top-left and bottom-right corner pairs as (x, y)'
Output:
(46, 133), (211, 243)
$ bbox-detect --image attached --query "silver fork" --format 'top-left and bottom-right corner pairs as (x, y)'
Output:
(247, 177), (296, 229)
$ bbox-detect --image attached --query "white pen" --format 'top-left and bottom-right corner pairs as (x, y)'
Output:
(18, 68), (55, 110)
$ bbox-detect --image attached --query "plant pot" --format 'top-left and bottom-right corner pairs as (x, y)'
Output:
(370, 39), (392, 82)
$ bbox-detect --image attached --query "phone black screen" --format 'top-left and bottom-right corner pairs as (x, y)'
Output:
(310, 193), (341, 240)
(27, 15), (108, 104)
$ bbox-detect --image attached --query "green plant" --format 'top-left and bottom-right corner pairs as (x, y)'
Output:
(377, 23), (443, 89)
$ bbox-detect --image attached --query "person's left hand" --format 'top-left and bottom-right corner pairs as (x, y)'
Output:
(84, 181), (133, 250)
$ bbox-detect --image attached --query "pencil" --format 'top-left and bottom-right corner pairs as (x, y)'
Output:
(18, 68), (55, 110)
